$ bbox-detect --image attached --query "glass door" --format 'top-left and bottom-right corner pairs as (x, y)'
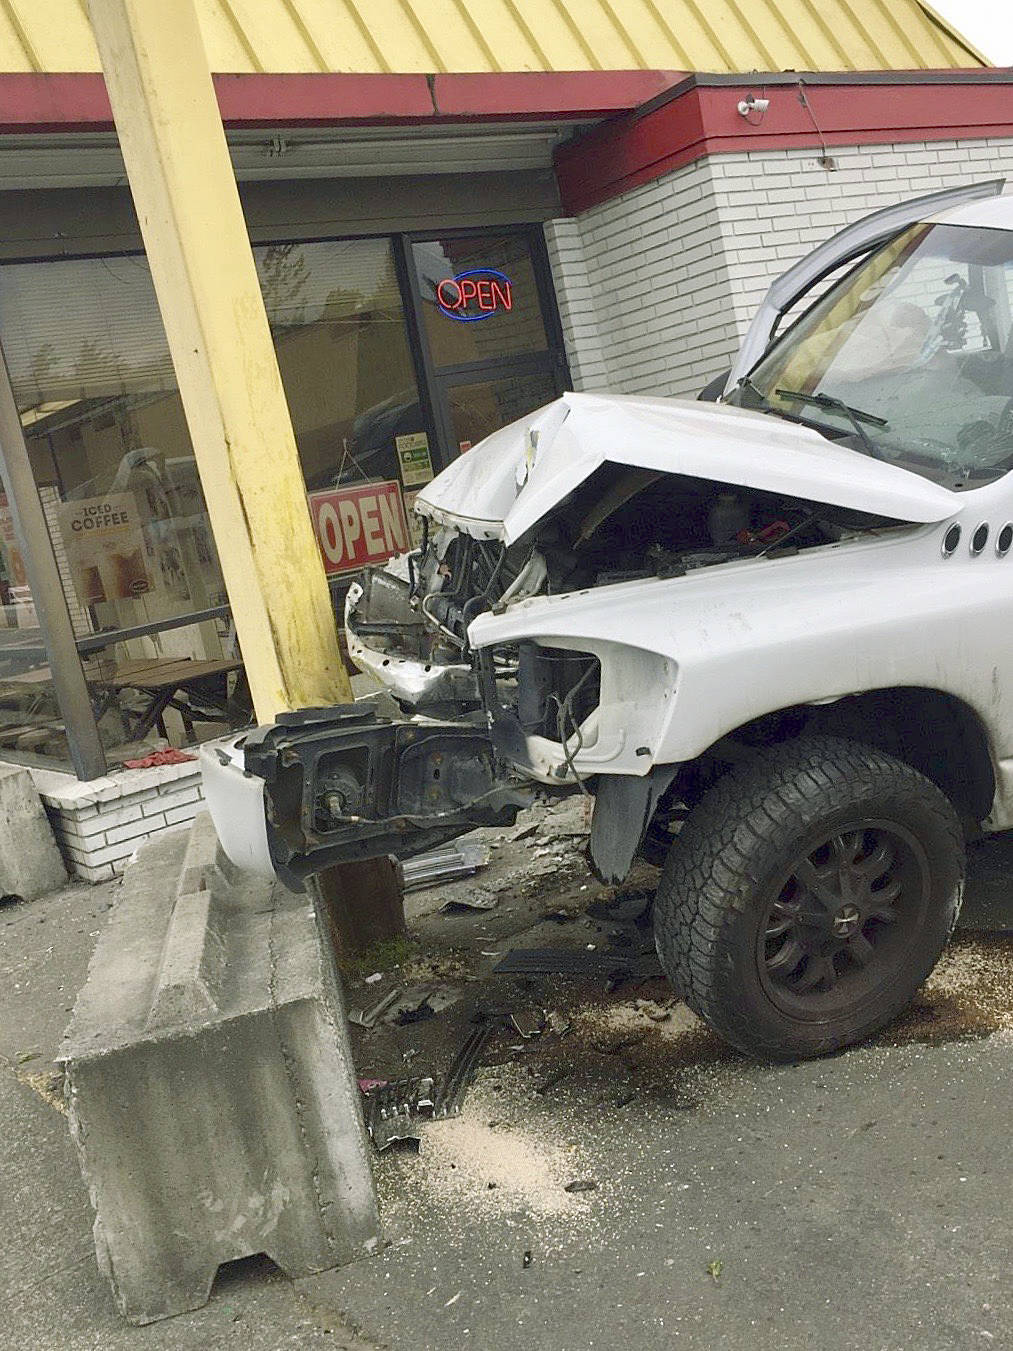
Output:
(404, 229), (570, 466)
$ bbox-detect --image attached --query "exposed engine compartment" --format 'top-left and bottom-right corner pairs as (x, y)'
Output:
(347, 465), (897, 750)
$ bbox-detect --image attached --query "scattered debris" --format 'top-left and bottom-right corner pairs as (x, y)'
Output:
(347, 985), (403, 1028)
(406, 841), (490, 893)
(494, 947), (633, 977)
(707, 1259), (723, 1283)
(541, 908), (577, 924)
(545, 1010), (572, 1036)
(510, 823), (539, 842)
(365, 1075), (437, 1150)
(440, 891), (499, 914)
(0, 893), (23, 907)
(433, 1024), (494, 1119)
(444, 1291), (462, 1308)
(522, 1250), (533, 1268)
(386, 984), (462, 1026)
(364, 971), (383, 985)
(564, 1179), (599, 1194)
(511, 1010), (544, 1039)
(363, 1024), (492, 1150)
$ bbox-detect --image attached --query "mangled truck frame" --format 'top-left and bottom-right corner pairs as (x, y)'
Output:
(205, 179), (1013, 1060)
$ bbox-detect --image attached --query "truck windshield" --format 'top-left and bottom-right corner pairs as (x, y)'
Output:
(729, 222), (1013, 489)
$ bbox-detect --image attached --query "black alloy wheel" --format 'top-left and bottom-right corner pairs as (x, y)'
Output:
(759, 821), (927, 1015)
(653, 735), (965, 1060)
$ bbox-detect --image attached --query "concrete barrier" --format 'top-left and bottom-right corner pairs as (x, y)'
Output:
(0, 762), (67, 899)
(59, 814), (379, 1325)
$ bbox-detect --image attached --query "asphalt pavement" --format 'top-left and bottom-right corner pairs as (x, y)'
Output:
(1, 824), (1011, 1350)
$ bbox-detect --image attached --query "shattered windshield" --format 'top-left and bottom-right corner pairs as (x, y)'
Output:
(730, 222), (1013, 489)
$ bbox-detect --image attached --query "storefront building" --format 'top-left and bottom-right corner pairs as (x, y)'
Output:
(0, 0), (1002, 876)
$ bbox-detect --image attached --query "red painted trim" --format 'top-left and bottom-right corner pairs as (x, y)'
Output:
(556, 78), (1013, 213)
(0, 73), (113, 132)
(0, 69), (685, 134)
(214, 73), (435, 125)
(431, 70), (685, 119)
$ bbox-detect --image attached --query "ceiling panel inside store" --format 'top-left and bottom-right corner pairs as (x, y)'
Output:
(0, 0), (986, 75)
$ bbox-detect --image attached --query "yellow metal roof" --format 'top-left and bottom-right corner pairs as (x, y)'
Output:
(0, 0), (987, 74)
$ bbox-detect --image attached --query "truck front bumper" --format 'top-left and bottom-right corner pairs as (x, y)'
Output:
(200, 704), (528, 888)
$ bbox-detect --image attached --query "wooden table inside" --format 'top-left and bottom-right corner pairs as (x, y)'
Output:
(91, 656), (245, 742)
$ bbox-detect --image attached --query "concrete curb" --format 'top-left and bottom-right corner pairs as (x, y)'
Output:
(59, 814), (380, 1325)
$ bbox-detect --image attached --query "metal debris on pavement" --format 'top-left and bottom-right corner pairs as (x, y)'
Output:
(347, 985), (403, 1028)
(404, 840), (490, 892)
(510, 1009), (544, 1039)
(361, 1024), (493, 1150)
(493, 947), (633, 976)
(535, 1067), (571, 1095)
(433, 1023), (494, 1119)
(364, 1075), (438, 1150)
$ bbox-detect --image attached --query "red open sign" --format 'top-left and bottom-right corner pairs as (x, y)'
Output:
(436, 268), (513, 322)
(308, 480), (410, 576)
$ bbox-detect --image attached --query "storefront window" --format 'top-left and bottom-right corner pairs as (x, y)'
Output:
(0, 492), (67, 760)
(0, 255), (235, 763)
(0, 226), (566, 773)
(259, 239), (426, 490)
(412, 234), (551, 368)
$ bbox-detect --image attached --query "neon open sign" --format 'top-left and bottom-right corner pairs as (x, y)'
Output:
(436, 268), (513, 322)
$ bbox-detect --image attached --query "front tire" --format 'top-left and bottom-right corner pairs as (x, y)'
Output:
(654, 735), (965, 1060)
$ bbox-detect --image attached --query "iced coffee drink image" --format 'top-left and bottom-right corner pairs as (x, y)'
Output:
(111, 548), (150, 597)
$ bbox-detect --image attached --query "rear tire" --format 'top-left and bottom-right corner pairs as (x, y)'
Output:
(653, 735), (964, 1060)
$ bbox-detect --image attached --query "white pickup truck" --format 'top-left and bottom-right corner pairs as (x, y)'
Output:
(204, 179), (1013, 1061)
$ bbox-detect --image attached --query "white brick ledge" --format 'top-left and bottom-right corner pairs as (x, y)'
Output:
(17, 760), (205, 883)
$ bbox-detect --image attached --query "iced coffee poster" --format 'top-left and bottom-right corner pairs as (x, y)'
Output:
(59, 492), (153, 607)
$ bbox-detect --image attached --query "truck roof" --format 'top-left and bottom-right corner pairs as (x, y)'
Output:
(928, 193), (1013, 230)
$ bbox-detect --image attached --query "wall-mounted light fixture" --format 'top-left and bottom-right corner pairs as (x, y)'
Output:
(736, 95), (770, 120)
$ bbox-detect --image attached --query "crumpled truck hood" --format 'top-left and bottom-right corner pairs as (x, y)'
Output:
(414, 391), (958, 543)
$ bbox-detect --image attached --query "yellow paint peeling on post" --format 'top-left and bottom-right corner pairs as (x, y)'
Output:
(86, 0), (353, 721)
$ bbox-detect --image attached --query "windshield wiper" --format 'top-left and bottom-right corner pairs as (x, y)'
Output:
(774, 387), (888, 457)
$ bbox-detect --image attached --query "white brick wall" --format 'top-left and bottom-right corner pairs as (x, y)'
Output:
(547, 135), (1013, 401)
(28, 759), (205, 882)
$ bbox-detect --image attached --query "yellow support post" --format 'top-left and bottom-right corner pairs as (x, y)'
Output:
(86, 0), (352, 722)
(88, 0), (404, 955)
